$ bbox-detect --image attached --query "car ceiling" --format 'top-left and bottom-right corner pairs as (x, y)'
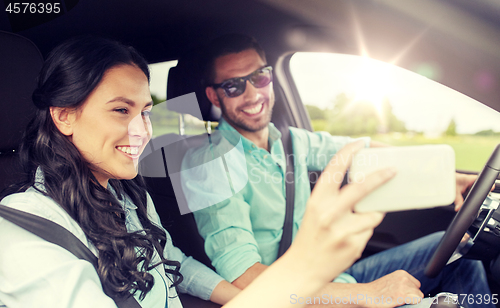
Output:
(1, 0), (499, 113)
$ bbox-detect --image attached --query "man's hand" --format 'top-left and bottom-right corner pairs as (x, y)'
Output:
(454, 173), (495, 211)
(312, 271), (423, 308)
(355, 271), (423, 307)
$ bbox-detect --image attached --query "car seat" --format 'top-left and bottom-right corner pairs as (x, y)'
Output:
(0, 31), (42, 193)
(140, 48), (220, 264)
(138, 50), (223, 307)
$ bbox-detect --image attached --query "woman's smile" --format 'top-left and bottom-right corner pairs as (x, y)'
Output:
(63, 64), (153, 187)
(116, 145), (141, 157)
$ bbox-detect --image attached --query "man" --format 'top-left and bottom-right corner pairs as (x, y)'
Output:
(181, 34), (492, 307)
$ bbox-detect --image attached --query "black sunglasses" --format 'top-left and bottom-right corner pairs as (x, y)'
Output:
(211, 66), (273, 98)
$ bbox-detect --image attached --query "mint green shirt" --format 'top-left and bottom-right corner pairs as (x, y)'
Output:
(181, 119), (368, 283)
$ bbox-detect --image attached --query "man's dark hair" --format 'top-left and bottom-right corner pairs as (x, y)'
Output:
(202, 33), (266, 86)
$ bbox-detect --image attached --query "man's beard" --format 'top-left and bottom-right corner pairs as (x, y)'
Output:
(217, 93), (273, 133)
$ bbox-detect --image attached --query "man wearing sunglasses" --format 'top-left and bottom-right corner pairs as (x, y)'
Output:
(181, 34), (492, 307)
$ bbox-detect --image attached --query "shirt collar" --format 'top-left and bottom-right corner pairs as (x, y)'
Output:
(107, 184), (137, 210)
(34, 167), (137, 211)
(34, 167), (46, 192)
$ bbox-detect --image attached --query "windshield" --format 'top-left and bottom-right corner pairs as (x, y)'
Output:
(290, 52), (500, 172)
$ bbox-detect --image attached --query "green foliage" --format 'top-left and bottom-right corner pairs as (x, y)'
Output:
(382, 99), (406, 133)
(305, 105), (326, 120)
(328, 101), (379, 135)
(310, 119), (327, 132)
(150, 94), (178, 137)
(445, 118), (457, 136)
(475, 129), (500, 136)
(306, 93), (498, 172)
(151, 94), (164, 106)
(323, 93), (406, 136)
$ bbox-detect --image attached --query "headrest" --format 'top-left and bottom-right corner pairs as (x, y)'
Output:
(0, 31), (42, 152)
(166, 49), (221, 122)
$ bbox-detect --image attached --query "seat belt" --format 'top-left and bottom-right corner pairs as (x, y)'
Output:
(277, 127), (295, 258)
(0, 204), (142, 308)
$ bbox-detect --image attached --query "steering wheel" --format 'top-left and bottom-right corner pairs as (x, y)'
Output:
(425, 144), (500, 278)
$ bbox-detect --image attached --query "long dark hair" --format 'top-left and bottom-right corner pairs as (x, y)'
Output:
(4, 36), (182, 299)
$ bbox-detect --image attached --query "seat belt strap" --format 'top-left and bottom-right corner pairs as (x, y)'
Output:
(0, 204), (142, 308)
(277, 127), (295, 258)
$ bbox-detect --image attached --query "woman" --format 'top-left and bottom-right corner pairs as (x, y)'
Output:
(0, 36), (392, 308)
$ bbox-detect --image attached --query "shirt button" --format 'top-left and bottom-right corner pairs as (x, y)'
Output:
(264, 155), (268, 159)
(252, 144), (256, 148)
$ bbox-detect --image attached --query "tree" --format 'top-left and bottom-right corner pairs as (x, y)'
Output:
(305, 105), (326, 120)
(475, 129), (500, 136)
(445, 118), (457, 136)
(151, 94), (164, 106)
(150, 94), (178, 127)
(327, 100), (379, 136)
(324, 93), (406, 136)
(382, 99), (407, 133)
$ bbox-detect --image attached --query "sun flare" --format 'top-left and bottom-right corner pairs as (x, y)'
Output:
(353, 58), (394, 113)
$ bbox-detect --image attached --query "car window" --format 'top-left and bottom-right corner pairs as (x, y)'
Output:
(145, 61), (244, 215)
(148, 61), (209, 137)
(289, 52), (500, 172)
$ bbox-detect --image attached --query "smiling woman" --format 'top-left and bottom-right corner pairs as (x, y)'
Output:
(0, 36), (191, 307)
(50, 64), (154, 187)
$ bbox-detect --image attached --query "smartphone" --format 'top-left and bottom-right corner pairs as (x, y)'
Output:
(349, 145), (456, 212)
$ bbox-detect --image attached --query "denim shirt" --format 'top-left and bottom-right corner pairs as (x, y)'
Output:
(0, 169), (223, 308)
(182, 119), (368, 283)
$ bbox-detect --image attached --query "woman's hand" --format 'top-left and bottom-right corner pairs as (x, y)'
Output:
(286, 140), (395, 290)
(223, 141), (396, 308)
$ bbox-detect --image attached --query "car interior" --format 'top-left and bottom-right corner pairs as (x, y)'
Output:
(1, 1), (500, 307)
